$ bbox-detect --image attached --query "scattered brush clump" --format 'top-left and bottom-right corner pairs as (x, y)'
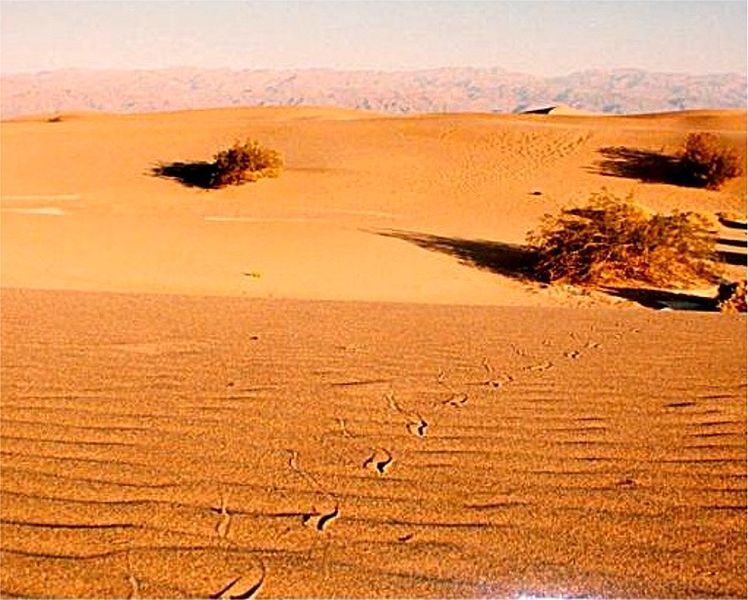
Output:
(679, 132), (743, 190)
(211, 139), (283, 188)
(717, 279), (747, 313)
(528, 191), (720, 287)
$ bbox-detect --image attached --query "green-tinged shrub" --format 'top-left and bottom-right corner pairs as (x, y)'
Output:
(212, 139), (284, 188)
(679, 133), (743, 190)
(527, 191), (720, 287)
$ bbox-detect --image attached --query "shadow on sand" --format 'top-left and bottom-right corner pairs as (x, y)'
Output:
(716, 249), (748, 267)
(718, 215), (748, 231)
(375, 230), (540, 282)
(151, 161), (217, 189)
(376, 229), (740, 312)
(591, 146), (700, 187)
(601, 287), (720, 311)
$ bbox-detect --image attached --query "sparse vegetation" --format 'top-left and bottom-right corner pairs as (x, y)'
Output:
(679, 133), (743, 190)
(211, 139), (283, 188)
(47, 115), (63, 123)
(717, 279), (747, 313)
(152, 139), (283, 189)
(528, 191), (720, 287)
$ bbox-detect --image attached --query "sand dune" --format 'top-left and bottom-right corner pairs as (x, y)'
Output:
(521, 104), (601, 116)
(1, 289), (745, 597)
(1, 107), (746, 597)
(1, 107), (745, 304)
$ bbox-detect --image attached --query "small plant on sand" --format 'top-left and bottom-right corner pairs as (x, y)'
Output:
(211, 139), (283, 188)
(679, 133), (743, 190)
(527, 191), (720, 287)
(717, 279), (747, 313)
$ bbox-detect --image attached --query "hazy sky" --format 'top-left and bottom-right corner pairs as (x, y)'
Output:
(1, 1), (745, 76)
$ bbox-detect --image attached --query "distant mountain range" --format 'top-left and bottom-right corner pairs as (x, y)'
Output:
(1, 67), (745, 118)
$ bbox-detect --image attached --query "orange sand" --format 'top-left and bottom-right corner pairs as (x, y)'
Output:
(1, 107), (745, 597)
(1, 107), (745, 305)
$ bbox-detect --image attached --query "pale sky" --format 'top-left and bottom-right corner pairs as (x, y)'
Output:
(1, 1), (745, 76)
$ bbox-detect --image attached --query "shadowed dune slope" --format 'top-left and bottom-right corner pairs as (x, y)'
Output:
(1, 288), (746, 598)
(1, 107), (745, 306)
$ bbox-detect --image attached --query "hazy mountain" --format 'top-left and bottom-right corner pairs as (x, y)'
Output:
(1, 67), (745, 118)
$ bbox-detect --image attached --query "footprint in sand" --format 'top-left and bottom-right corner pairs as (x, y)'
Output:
(316, 505), (340, 532)
(212, 492), (232, 540)
(437, 371), (468, 403)
(301, 509), (320, 527)
(363, 448), (393, 475)
(407, 417), (429, 438)
(479, 358), (514, 389)
(524, 361), (554, 373)
(436, 370), (473, 407)
(211, 565), (266, 599)
(443, 393), (469, 408)
(564, 350), (581, 359)
(302, 503), (340, 532)
(385, 392), (429, 438)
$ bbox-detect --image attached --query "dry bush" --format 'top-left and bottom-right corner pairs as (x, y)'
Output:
(679, 133), (743, 190)
(717, 279), (747, 313)
(212, 139), (283, 188)
(527, 191), (720, 287)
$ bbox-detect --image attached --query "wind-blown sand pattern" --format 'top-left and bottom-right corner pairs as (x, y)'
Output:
(1, 290), (745, 597)
(1, 106), (746, 597)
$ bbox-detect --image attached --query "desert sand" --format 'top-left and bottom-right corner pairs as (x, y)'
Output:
(1, 106), (746, 598)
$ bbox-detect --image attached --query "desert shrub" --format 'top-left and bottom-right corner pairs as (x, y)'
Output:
(527, 191), (720, 287)
(717, 279), (747, 313)
(679, 133), (743, 190)
(211, 139), (283, 188)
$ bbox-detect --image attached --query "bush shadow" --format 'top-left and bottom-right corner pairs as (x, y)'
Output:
(375, 229), (540, 282)
(718, 215), (748, 231)
(151, 161), (217, 189)
(601, 287), (719, 311)
(592, 146), (700, 187)
(375, 229), (739, 312)
(716, 236), (747, 266)
(717, 237), (747, 249)
(717, 249), (748, 266)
